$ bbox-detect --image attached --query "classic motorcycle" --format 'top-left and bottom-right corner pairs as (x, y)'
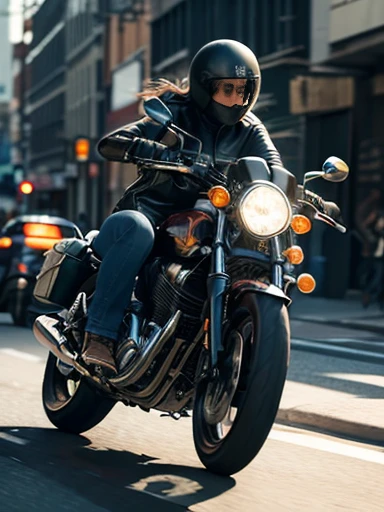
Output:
(32, 97), (349, 476)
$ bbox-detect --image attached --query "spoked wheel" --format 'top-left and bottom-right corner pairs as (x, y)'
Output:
(43, 352), (116, 434)
(193, 293), (290, 476)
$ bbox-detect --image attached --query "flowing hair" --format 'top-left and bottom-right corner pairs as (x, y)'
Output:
(137, 78), (190, 99)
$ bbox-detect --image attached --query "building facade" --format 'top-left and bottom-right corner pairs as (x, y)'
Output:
(25, 0), (67, 216)
(0, 0), (13, 213)
(103, 0), (150, 212)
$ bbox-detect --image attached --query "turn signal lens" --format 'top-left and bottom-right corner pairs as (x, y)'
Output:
(297, 273), (316, 294)
(291, 215), (312, 234)
(284, 245), (304, 265)
(0, 237), (13, 249)
(208, 186), (231, 208)
(23, 223), (62, 238)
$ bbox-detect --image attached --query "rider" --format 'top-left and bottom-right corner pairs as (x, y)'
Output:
(82, 39), (285, 376)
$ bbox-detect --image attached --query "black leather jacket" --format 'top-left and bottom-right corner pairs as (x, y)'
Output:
(99, 93), (284, 226)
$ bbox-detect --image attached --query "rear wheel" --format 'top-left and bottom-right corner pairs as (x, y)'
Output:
(193, 293), (290, 475)
(43, 352), (116, 434)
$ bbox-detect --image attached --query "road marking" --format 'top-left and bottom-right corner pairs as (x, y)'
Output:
(0, 348), (42, 363)
(0, 433), (29, 446)
(291, 338), (384, 362)
(270, 429), (384, 465)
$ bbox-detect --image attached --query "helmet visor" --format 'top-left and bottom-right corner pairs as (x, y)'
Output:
(210, 78), (259, 108)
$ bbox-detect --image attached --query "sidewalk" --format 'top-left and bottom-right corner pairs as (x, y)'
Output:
(289, 289), (384, 335)
(277, 289), (384, 445)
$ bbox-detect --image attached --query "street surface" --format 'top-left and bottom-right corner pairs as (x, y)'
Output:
(1, 312), (383, 511)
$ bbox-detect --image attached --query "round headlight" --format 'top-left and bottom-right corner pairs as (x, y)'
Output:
(238, 182), (292, 239)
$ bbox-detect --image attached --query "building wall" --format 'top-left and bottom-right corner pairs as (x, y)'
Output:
(330, 0), (384, 43)
(0, 0), (12, 103)
(104, 0), (151, 213)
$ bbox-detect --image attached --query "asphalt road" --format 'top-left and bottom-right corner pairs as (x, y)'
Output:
(1, 313), (384, 511)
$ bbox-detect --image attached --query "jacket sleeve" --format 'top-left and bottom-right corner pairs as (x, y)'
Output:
(247, 122), (284, 170)
(97, 116), (175, 163)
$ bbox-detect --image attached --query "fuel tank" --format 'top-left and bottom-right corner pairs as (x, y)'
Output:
(158, 208), (215, 258)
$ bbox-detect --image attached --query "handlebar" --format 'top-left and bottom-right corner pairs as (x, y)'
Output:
(297, 187), (346, 233)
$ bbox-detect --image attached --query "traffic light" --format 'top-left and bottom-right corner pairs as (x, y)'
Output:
(19, 180), (34, 195)
(74, 137), (90, 162)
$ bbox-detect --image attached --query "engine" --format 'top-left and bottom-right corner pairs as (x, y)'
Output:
(148, 258), (209, 341)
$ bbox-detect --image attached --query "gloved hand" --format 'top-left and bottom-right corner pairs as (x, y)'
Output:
(189, 161), (228, 190)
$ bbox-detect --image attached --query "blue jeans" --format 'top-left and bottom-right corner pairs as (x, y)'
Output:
(86, 210), (155, 340)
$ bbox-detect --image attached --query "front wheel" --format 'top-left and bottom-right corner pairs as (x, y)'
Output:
(42, 352), (116, 434)
(193, 293), (290, 476)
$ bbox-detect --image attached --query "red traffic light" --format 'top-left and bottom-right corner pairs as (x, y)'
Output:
(19, 180), (34, 194)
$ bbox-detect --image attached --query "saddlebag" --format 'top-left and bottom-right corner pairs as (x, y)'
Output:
(33, 238), (97, 309)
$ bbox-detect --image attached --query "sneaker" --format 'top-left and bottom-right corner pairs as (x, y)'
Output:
(82, 332), (118, 377)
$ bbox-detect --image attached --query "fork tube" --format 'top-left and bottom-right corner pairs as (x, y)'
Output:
(207, 209), (229, 368)
(270, 236), (285, 288)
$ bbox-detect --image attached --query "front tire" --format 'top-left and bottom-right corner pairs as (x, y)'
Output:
(42, 352), (116, 434)
(193, 293), (290, 475)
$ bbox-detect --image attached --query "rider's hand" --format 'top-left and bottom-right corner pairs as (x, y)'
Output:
(189, 161), (228, 190)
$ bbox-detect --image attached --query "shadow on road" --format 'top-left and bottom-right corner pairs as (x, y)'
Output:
(0, 426), (236, 510)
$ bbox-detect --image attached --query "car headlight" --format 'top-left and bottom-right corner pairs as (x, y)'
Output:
(238, 182), (292, 239)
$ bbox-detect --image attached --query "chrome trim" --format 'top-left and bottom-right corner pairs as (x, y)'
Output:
(110, 310), (182, 388)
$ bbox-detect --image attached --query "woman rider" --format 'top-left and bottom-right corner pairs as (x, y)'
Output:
(81, 39), (285, 376)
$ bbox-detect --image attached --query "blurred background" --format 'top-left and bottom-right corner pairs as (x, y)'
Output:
(0, 0), (383, 299)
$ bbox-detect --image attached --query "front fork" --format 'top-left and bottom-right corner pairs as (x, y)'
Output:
(207, 221), (294, 369)
(207, 209), (229, 368)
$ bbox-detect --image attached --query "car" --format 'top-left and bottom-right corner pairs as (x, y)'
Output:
(0, 214), (82, 326)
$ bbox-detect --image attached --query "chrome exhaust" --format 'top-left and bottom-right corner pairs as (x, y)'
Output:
(33, 315), (77, 366)
(110, 310), (182, 388)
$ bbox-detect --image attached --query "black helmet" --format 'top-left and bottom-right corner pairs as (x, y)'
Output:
(189, 39), (261, 126)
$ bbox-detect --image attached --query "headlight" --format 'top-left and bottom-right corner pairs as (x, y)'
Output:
(238, 182), (292, 239)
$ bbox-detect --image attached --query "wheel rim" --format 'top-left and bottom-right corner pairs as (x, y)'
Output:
(44, 355), (82, 411)
(198, 313), (255, 447)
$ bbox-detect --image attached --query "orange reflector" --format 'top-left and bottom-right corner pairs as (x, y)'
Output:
(297, 273), (316, 294)
(208, 186), (231, 208)
(23, 223), (62, 238)
(284, 245), (304, 265)
(291, 215), (312, 234)
(25, 237), (61, 250)
(0, 237), (13, 249)
(17, 263), (28, 273)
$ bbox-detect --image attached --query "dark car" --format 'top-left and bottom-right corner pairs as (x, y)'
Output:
(0, 215), (82, 326)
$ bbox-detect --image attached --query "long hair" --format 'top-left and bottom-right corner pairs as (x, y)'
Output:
(137, 78), (189, 99)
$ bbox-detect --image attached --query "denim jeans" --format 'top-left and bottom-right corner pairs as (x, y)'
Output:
(86, 210), (155, 340)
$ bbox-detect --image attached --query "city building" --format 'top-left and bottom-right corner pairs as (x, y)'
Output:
(0, 0), (14, 213)
(103, 0), (150, 212)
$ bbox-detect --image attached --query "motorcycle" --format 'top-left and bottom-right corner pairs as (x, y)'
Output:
(32, 97), (349, 476)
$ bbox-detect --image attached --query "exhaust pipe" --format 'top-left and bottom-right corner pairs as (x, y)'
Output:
(33, 315), (77, 367)
(110, 310), (182, 388)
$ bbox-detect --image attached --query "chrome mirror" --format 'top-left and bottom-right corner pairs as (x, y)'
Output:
(303, 156), (349, 188)
(143, 96), (173, 126)
(322, 156), (349, 182)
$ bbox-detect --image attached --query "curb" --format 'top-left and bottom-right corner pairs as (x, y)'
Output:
(276, 408), (384, 444)
(290, 316), (384, 337)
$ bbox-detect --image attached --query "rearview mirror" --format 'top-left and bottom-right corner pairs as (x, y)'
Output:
(303, 156), (349, 188)
(322, 156), (349, 182)
(143, 97), (173, 126)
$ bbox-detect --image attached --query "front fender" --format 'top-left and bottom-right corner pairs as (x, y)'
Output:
(230, 279), (291, 306)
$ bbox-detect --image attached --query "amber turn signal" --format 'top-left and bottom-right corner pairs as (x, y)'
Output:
(291, 215), (312, 234)
(208, 186), (231, 208)
(297, 273), (316, 294)
(0, 237), (12, 249)
(284, 245), (304, 265)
